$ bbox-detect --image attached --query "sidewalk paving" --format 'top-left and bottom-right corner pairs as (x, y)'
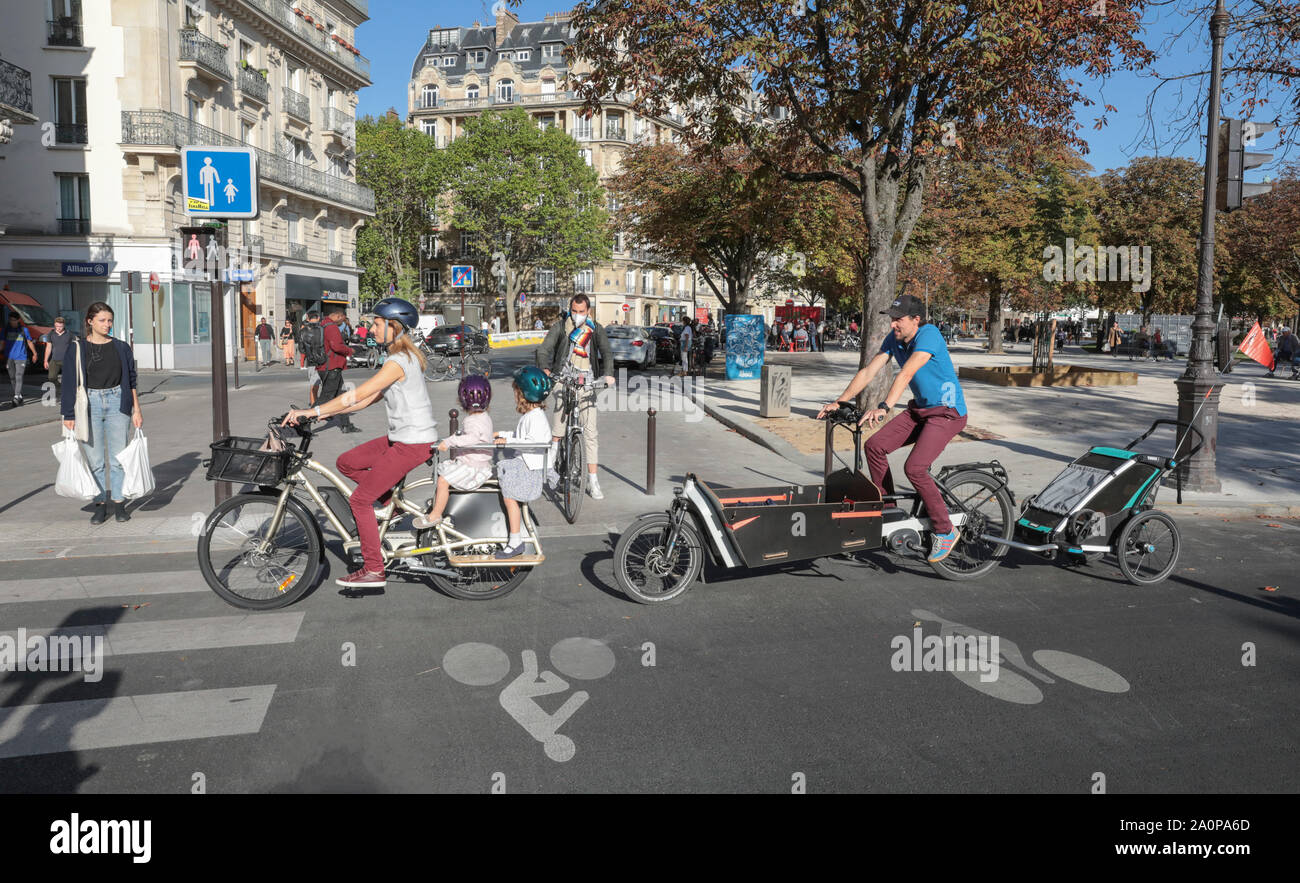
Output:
(0, 357), (816, 562)
(689, 339), (1300, 518)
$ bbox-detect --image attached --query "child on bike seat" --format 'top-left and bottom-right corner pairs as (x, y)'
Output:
(493, 366), (552, 559)
(413, 375), (494, 530)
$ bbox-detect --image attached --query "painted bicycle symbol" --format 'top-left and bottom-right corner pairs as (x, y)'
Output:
(443, 638), (616, 762)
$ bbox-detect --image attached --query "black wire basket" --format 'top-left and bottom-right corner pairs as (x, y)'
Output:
(205, 436), (291, 485)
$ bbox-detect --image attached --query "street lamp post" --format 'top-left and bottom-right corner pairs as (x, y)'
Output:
(1176, 0), (1229, 492)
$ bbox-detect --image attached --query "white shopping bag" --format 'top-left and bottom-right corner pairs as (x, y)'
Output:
(116, 427), (156, 499)
(52, 428), (100, 500)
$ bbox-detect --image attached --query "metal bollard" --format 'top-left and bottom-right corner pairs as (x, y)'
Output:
(448, 408), (459, 436)
(646, 407), (656, 495)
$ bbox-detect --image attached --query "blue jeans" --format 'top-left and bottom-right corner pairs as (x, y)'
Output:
(82, 387), (130, 503)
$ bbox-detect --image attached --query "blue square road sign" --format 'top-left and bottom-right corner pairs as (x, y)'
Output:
(182, 146), (259, 219)
(451, 265), (475, 288)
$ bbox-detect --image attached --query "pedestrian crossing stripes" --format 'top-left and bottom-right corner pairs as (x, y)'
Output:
(0, 686), (276, 760)
(0, 567), (303, 766)
(0, 570), (209, 604)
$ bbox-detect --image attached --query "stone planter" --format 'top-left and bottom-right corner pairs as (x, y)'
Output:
(958, 364), (1138, 388)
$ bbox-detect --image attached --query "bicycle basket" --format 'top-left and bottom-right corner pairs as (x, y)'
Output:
(206, 436), (291, 484)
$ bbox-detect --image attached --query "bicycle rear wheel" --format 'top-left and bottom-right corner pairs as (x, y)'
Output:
(928, 470), (1014, 581)
(197, 492), (322, 609)
(424, 350), (452, 381)
(463, 352), (492, 378)
(559, 430), (585, 524)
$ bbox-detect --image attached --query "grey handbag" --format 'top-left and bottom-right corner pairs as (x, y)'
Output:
(73, 341), (90, 442)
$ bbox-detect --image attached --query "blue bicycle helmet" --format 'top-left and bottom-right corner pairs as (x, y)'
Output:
(370, 297), (420, 331)
(513, 365), (552, 403)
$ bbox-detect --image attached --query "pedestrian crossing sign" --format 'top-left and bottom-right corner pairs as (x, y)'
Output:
(181, 146), (259, 219)
(451, 265), (475, 288)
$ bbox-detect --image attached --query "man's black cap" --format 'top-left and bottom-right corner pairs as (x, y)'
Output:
(881, 294), (925, 319)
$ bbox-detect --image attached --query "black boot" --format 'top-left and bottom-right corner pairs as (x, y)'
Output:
(114, 501), (130, 522)
(91, 502), (109, 525)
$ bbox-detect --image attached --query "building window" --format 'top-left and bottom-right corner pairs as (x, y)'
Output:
(579, 148), (592, 166)
(541, 78), (555, 95)
(239, 40), (254, 66)
(441, 55), (455, 67)
(56, 173), (90, 234)
(612, 231), (624, 253)
(537, 113), (554, 130)
(421, 119), (436, 137)
(625, 270), (635, 292)
(573, 116), (592, 140)
(422, 269), (441, 292)
(183, 2), (201, 29)
(53, 77), (87, 144)
(542, 43), (561, 58)
(421, 84), (438, 108)
(287, 212), (299, 243)
(48, 0), (83, 46)
(515, 49), (530, 61)
(496, 80), (514, 103)
(240, 119), (255, 145)
(460, 231), (472, 255)
(466, 84), (479, 101)
(641, 271), (653, 294)
(326, 22), (337, 52)
(330, 155), (348, 178)
(499, 51), (513, 62)
(536, 270), (554, 294)
(575, 269), (593, 293)
(468, 49), (486, 66)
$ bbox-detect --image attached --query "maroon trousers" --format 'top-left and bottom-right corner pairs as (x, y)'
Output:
(863, 403), (967, 534)
(337, 436), (433, 572)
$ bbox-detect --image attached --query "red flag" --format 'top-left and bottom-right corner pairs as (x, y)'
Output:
(1237, 321), (1276, 371)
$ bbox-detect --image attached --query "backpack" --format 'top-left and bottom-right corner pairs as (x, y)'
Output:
(299, 323), (327, 367)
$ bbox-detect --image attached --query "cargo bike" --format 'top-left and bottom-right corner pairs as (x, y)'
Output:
(612, 402), (1018, 603)
(992, 419), (1203, 585)
(197, 415), (549, 609)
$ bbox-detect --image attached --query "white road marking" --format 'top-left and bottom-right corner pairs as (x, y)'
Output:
(0, 570), (208, 604)
(0, 613), (304, 657)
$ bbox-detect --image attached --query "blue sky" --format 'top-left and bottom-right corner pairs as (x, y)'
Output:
(352, 1), (1284, 178)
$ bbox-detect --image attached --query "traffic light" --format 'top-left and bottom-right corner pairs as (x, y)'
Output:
(1216, 119), (1275, 212)
(178, 226), (218, 276)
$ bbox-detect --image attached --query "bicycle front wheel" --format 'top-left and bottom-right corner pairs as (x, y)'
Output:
(197, 492), (322, 609)
(424, 351), (452, 381)
(614, 514), (704, 603)
(928, 470), (1014, 581)
(560, 431), (585, 524)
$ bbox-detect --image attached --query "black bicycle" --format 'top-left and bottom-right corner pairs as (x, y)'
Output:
(548, 369), (608, 524)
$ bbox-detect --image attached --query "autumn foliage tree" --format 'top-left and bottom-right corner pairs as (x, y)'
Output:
(569, 0), (1152, 399)
(1218, 163), (1300, 323)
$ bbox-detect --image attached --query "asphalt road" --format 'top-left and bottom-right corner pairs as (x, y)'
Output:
(2, 515), (1296, 794)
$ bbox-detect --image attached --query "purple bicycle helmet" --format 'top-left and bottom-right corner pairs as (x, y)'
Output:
(458, 374), (492, 412)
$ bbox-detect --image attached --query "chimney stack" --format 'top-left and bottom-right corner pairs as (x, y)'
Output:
(495, 6), (519, 43)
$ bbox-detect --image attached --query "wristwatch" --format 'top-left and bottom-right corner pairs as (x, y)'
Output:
(314, 405), (322, 418)
(876, 401), (892, 412)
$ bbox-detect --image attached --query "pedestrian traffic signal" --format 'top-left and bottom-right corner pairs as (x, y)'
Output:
(1216, 119), (1275, 212)
(179, 226), (218, 276)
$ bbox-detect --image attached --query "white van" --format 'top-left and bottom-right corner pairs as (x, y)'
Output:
(416, 314), (445, 336)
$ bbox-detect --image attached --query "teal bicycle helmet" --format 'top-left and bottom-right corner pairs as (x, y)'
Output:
(513, 365), (553, 403)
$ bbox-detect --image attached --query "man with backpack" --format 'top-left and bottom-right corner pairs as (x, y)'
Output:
(315, 308), (359, 433)
(298, 311), (327, 410)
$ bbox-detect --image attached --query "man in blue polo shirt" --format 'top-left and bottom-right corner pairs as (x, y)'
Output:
(818, 294), (968, 562)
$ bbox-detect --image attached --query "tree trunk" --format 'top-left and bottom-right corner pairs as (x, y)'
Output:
(986, 278), (1004, 354)
(503, 267), (519, 333)
(855, 245), (895, 408)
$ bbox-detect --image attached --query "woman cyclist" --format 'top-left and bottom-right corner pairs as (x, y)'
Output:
(282, 297), (438, 589)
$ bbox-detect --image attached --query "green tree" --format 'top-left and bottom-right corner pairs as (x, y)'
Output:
(354, 115), (446, 305)
(610, 142), (806, 315)
(1219, 163), (1300, 323)
(570, 0), (1152, 398)
(446, 108), (610, 332)
(1094, 156), (1202, 323)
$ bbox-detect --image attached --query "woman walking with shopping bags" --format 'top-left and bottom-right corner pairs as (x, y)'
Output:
(61, 302), (143, 523)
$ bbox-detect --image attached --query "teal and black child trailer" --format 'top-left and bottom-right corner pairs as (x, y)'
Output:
(1000, 419), (1204, 585)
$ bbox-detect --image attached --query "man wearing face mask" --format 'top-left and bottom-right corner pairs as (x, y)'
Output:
(536, 294), (615, 500)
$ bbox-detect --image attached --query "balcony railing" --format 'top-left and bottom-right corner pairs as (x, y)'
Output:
(289, 243), (307, 261)
(237, 65), (269, 103)
(439, 96), (483, 109)
(247, 235), (266, 253)
(236, 0), (371, 83)
(54, 123), (88, 144)
(282, 86), (310, 122)
(322, 106), (354, 139)
(329, 250), (343, 266)
(121, 110), (376, 213)
(520, 91), (574, 105)
(573, 126), (593, 141)
(58, 218), (90, 235)
(179, 28), (232, 80)
(0, 58), (34, 116)
(47, 18), (83, 47)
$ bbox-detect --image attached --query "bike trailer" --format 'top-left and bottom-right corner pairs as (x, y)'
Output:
(1014, 419), (1202, 552)
(682, 471), (884, 568)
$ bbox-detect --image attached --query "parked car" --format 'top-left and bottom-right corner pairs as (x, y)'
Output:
(646, 326), (678, 364)
(423, 323), (488, 356)
(606, 325), (656, 370)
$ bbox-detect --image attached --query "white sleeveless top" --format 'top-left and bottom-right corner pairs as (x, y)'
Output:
(382, 351), (438, 444)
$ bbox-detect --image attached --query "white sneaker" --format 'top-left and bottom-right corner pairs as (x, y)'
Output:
(588, 475), (604, 500)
